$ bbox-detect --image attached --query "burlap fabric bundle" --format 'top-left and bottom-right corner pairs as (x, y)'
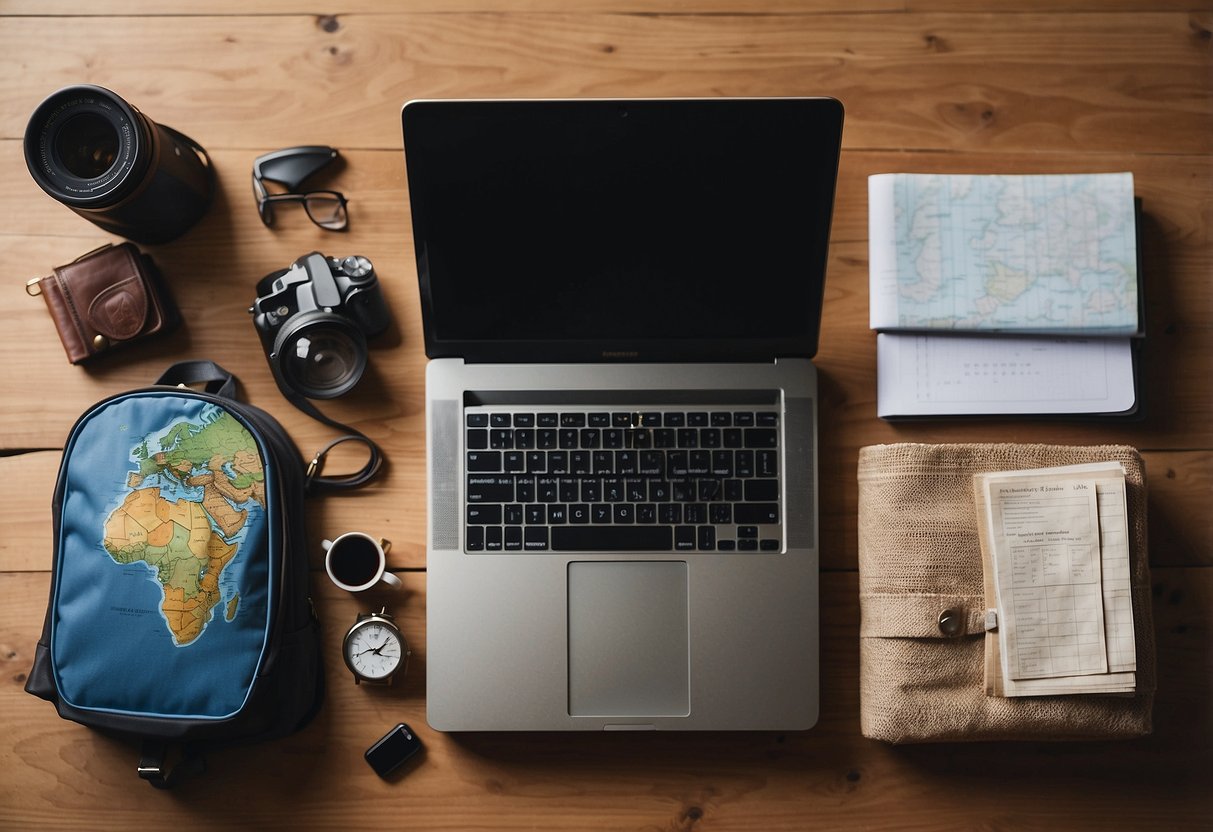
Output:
(857, 443), (1155, 743)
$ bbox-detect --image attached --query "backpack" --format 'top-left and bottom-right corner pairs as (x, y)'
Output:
(25, 361), (334, 788)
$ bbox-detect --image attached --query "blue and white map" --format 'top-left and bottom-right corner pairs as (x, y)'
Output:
(869, 173), (1140, 334)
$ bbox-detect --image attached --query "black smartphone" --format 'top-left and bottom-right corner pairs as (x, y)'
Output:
(364, 722), (422, 779)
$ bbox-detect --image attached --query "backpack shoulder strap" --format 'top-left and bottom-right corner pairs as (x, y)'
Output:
(155, 360), (237, 399)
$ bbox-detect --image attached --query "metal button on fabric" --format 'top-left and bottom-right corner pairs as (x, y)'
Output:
(938, 608), (963, 637)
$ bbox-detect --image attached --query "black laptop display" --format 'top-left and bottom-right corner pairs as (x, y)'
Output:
(404, 98), (844, 363)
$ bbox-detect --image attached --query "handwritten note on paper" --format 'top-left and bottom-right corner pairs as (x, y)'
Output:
(986, 479), (1108, 681)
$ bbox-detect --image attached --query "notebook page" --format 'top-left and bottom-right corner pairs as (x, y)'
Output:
(876, 333), (1137, 417)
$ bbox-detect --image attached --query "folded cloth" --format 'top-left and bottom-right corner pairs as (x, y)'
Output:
(857, 443), (1155, 744)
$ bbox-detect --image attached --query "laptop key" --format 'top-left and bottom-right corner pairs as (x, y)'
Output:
(485, 527), (503, 551)
(490, 413), (511, 427)
(553, 526), (673, 551)
(744, 428), (778, 448)
(757, 450), (777, 478)
(734, 503), (780, 525)
(466, 413), (489, 427)
(466, 526), (485, 551)
(745, 480), (779, 501)
(467, 451), (502, 472)
(524, 527), (549, 550)
(468, 504), (502, 525)
(467, 476), (513, 502)
(504, 451), (525, 472)
(698, 525), (716, 550)
(504, 526), (523, 550)
(467, 429), (489, 450)
(674, 526), (696, 550)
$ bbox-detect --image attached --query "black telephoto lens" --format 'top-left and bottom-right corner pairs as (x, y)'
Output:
(24, 85), (214, 244)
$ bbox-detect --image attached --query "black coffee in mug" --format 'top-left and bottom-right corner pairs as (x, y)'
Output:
(329, 535), (382, 587)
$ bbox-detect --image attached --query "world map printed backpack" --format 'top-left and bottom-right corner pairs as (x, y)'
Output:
(24, 360), (358, 788)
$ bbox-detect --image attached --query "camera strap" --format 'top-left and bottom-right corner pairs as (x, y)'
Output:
(277, 383), (384, 495)
(155, 360), (383, 495)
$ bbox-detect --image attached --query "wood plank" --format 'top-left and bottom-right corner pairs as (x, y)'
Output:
(1, 147), (1208, 452)
(0, 12), (1208, 154)
(1, 569), (1208, 829)
(0, 0), (906, 16)
(4, 447), (1208, 576)
(5, 1), (1202, 18)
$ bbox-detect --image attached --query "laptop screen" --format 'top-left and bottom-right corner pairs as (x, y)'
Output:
(403, 98), (844, 363)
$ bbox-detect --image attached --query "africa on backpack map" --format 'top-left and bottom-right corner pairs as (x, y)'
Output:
(101, 404), (265, 647)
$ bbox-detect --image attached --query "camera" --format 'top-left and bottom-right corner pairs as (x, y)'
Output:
(251, 252), (392, 399)
(24, 85), (213, 244)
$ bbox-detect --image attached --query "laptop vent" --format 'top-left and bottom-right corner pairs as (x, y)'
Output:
(430, 398), (460, 550)
(784, 397), (815, 549)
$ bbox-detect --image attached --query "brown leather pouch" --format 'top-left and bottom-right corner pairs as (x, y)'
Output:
(26, 243), (180, 364)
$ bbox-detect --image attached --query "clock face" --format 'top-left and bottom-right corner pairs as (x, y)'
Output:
(345, 620), (404, 680)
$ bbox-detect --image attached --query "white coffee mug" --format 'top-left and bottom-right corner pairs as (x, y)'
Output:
(322, 533), (402, 592)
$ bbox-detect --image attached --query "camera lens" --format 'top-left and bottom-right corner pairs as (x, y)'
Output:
(54, 112), (120, 179)
(24, 85), (214, 243)
(278, 320), (368, 399)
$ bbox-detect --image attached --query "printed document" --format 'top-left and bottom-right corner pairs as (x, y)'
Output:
(977, 462), (1136, 696)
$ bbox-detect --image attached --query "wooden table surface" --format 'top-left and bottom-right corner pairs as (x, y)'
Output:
(1, 1), (1210, 829)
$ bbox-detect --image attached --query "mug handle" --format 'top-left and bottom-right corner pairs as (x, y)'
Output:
(321, 539), (334, 551)
(381, 571), (402, 589)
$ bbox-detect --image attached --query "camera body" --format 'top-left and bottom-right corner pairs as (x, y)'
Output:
(252, 252), (391, 399)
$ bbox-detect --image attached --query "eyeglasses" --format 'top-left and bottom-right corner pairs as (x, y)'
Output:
(252, 145), (349, 231)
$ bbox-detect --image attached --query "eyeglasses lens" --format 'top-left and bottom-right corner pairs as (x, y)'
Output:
(305, 194), (347, 230)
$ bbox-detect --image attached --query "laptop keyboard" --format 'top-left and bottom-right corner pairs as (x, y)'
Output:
(464, 407), (781, 553)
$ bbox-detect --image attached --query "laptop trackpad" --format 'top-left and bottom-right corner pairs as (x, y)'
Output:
(567, 561), (689, 718)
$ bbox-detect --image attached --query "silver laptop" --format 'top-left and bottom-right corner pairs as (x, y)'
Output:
(402, 98), (844, 730)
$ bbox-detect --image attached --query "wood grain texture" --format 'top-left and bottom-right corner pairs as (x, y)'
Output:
(0, 12), (1209, 153)
(3, 1), (1203, 18)
(0, 147), (1208, 450)
(0, 3), (1210, 829)
(1, 570), (1209, 830)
